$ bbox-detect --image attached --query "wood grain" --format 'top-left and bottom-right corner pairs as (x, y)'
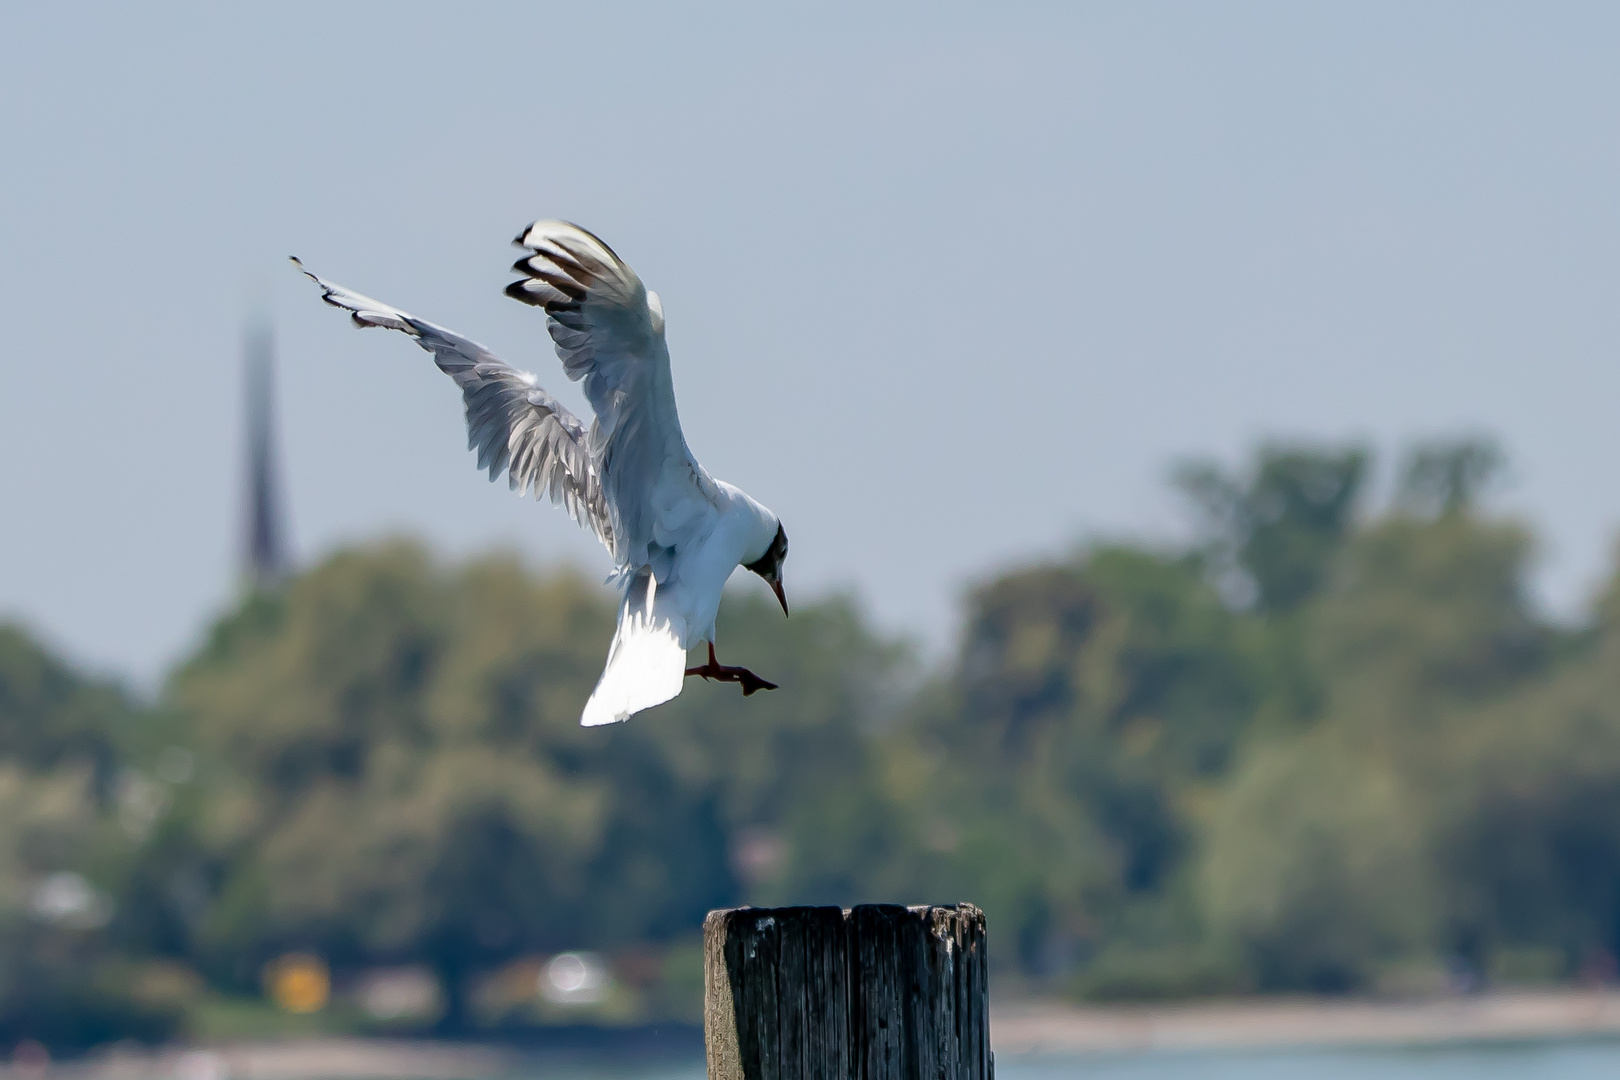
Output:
(704, 904), (989, 1080)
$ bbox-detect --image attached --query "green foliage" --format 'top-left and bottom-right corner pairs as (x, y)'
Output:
(0, 652), (181, 1049)
(1396, 436), (1506, 519)
(147, 541), (906, 1027)
(1431, 566), (1620, 974)
(1193, 488), (1554, 993)
(913, 545), (1266, 977)
(1177, 444), (1367, 613)
(14, 436), (1620, 1045)
(170, 547), (614, 989)
(0, 625), (127, 782)
(1202, 733), (1437, 991)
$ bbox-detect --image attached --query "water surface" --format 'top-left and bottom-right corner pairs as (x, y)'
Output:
(1002, 1042), (1620, 1079)
(515, 1041), (1620, 1080)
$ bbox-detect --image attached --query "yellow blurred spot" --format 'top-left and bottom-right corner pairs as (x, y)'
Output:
(265, 952), (330, 1013)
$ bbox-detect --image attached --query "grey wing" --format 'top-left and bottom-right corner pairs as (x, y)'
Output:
(505, 221), (712, 576)
(292, 258), (614, 549)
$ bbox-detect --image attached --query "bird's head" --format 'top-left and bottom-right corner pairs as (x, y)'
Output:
(743, 521), (790, 617)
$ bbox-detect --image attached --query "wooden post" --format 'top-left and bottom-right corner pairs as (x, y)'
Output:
(703, 904), (990, 1080)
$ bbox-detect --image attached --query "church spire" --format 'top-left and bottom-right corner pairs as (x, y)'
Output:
(242, 319), (290, 589)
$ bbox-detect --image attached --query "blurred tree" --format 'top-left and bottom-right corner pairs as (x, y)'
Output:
(10, 432), (1620, 1041)
(1396, 435), (1505, 519)
(0, 624), (130, 789)
(166, 545), (613, 1019)
(1201, 489), (1549, 991)
(1201, 732), (1437, 991)
(1176, 445), (1368, 613)
(1434, 558), (1620, 978)
(913, 545), (1268, 984)
(1308, 512), (1546, 729)
(159, 541), (909, 1028)
(653, 591), (910, 911)
(0, 764), (179, 1049)
(0, 624), (176, 1049)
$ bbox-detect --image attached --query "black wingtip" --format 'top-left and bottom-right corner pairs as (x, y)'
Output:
(504, 279), (541, 305)
(288, 256), (322, 287)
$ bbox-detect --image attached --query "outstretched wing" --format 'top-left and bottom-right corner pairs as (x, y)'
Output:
(293, 258), (613, 549)
(506, 222), (713, 577)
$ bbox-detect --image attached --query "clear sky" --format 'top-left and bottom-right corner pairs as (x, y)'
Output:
(2, 3), (1618, 686)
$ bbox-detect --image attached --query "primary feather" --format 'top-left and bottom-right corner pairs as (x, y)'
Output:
(506, 221), (715, 584)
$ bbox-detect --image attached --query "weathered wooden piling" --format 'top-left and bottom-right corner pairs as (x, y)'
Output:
(703, 904), (990, 1080)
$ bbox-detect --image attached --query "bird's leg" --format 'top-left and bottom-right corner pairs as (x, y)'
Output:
(685, 643), (779, 696)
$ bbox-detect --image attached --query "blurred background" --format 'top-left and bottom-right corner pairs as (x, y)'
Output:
(5, 1), (1620, 1075)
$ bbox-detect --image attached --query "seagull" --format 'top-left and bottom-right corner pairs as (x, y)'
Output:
(293, 221), (788, 726)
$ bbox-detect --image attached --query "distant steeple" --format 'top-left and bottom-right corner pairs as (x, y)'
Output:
(242, 320), (290, 589)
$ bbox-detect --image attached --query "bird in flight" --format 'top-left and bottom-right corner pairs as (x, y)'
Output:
(293, 221), (788, 725)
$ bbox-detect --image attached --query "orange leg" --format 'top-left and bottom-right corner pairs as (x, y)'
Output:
(685, 642), (779, 696)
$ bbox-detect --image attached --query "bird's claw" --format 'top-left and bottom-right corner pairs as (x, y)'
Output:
(684, 653), (778, 697)
(739, 670), (779, 696)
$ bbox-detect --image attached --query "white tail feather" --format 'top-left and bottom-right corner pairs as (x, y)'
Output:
(581, 571), (687, 726)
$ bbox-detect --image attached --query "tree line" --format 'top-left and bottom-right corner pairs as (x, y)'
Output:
(6, 437), (1620, 1048)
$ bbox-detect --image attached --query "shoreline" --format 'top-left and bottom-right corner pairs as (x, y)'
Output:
(18, 990), (1620, 1079)
(991, 989), (1620, 1056)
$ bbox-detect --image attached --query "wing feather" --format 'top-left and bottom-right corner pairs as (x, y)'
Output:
(505, 222), (715, 577)
(292, 258), (613, 548)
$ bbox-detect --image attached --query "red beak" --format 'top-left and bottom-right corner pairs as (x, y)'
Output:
(771, 578), (789, 617)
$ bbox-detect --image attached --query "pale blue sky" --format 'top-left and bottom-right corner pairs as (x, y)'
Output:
(3, 3), (1618, 685)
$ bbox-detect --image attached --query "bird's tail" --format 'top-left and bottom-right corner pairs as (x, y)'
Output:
(581, 569), (687, 726)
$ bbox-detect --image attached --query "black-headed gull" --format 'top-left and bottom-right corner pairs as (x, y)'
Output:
(293, 221), (788, 725)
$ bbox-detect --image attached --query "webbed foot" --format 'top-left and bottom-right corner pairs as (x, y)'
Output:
(685, 643), (779, 696)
